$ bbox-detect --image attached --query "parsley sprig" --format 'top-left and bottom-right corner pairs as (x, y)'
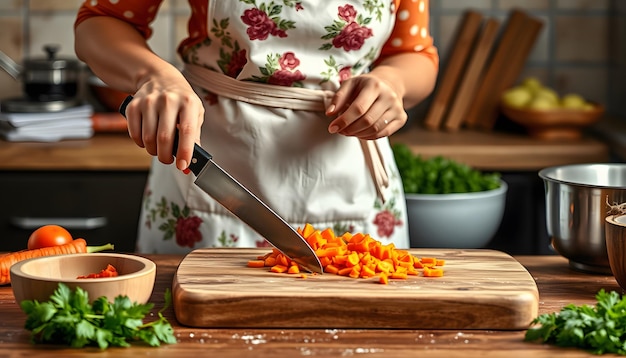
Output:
(525, 289), (626, 355)
(20, 283), (177, 349)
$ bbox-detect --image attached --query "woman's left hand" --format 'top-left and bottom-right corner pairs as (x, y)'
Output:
(325, 72), (407, 140)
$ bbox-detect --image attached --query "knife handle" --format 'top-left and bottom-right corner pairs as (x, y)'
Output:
(119, 95), (211, 176)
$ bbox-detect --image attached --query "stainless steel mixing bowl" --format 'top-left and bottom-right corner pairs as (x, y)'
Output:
(539, 163), (626, 274)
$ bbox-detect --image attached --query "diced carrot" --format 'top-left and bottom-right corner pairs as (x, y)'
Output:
(324, 264), (340, 274)
(337, 267), (353, 276)
(319, 256), (332, 267)
(423, 266), (444, 277)
(346, 252), (360, 267)
(299, 223), (315, 239)
(277, 254), (290, 267)
(361, 264), (376, 278)
(390, 272), (408, 279)
(270, 265), (288, 273)
(320, 227), (336, 241)
(348, 237), (370, 253)
(333, 255), (348, 265)
(360, 252), (371, 265)
(348, 267), (360, 279)
(246, 223), (446, 284)
(247, 260), (266, 268)
(379, 273), (389, 284)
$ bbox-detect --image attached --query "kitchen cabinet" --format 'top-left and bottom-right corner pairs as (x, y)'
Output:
(0, 134), (151, 252)
(0, 170), (147, 252)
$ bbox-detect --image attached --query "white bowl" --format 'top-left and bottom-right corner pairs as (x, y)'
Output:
(406, 180), (508, 248)
(10, 253), (156, 305)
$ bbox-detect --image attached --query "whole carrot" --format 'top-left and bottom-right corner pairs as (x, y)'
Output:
(0, 239), (114, 285)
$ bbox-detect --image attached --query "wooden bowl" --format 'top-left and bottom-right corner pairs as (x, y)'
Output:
(10, 253), (156, 305)
(501, 103), (604, 140)
(605, 215), (626, 291)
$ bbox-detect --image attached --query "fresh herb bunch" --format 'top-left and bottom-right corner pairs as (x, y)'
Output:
(20, 283), (177, 349)
(392, 143), (501, 194)
(525, 289), (626, 355)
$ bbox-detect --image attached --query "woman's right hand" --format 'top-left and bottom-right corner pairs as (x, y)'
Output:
(74, 15), (204, 172)
(123, 69), (205, 171)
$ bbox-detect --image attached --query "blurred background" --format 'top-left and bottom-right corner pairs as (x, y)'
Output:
(0, 0), (623, 118)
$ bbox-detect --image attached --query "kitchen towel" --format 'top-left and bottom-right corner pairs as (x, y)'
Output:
(0, 103), (94, 142)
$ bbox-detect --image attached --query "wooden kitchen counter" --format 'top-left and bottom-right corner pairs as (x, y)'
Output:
(390, 124), (610, 171)
(0, 254), (621, 357)
(0, 124), (610, 172)
(0, 133), (152, 171)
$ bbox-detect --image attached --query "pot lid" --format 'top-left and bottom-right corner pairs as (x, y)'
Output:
(23, 45), (80, 71)
(0, 97), (82, 113)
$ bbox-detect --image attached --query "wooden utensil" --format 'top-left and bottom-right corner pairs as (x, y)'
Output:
(422, 11), (484, 131)
(172, 248), (539, 330)
(443, 18), (501, 131)
(465, 10), (543, 130)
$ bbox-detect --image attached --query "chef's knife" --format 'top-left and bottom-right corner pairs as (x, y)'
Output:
(119, 95), (322, 274)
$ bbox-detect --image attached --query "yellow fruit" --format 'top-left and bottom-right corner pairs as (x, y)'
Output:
(561, 94), (587, 109)
(535, 88), (560, 105)
(521, 77), (543, 94)
(528, 96), (558, 110)
(502, 86), (532, 108)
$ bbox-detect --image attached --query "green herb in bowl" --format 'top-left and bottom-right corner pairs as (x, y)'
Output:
(392, 143), (501, 194)
(392, 143), (507, 248)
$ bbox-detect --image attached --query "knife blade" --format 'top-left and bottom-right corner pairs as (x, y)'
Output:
(119, 95), (322, 274)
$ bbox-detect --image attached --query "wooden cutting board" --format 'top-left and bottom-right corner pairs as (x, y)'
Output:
(172, 248), (539, 330)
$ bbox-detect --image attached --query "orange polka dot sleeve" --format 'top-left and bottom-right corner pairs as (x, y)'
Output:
(379, 0), (439, 68)
(74, 0), (164, 38)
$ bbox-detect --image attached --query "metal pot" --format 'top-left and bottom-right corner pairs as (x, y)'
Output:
(0, 44), (80, 101)
(539, 163), (626, 275)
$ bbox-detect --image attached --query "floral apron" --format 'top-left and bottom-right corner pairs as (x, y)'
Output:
(135, 0), (409, 254)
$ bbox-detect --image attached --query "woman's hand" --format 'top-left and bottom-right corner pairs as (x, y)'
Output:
(124, 71), (205, 171)
(325, 52), (438, 140)
(74, 16), (204, 172)
(325, 70), (407, 140)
